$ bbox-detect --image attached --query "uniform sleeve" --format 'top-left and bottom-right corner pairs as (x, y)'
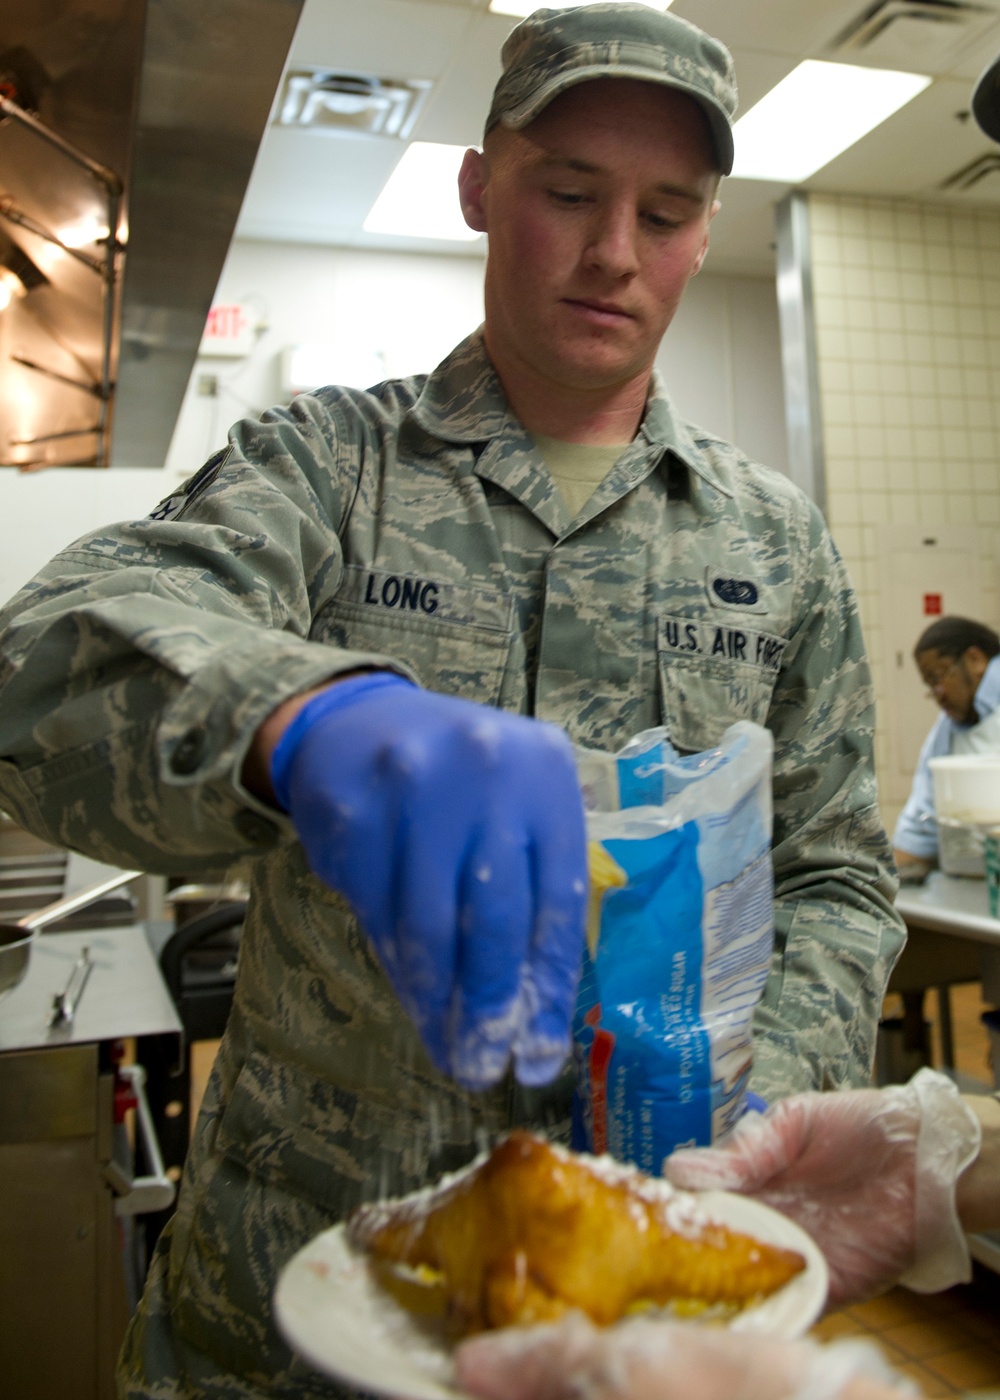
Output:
(892, 718), (947, 858)
(0, 393), (413, 875)
(749, 501), (906, 1099)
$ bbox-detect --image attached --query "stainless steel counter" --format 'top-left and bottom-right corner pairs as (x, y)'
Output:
(889, 874), (1000, 1037)
(0, 925), (181, 1400)
(0, 924), (181, 1052)
(896, 872), (1000, 948)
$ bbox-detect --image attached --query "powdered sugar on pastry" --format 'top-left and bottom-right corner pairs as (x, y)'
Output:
(348, 1132), (806, 1336)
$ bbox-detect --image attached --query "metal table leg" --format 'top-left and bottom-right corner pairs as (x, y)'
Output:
(936, 984), (955, 1069)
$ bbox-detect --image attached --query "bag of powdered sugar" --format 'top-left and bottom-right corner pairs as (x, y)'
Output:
(572, 720), (774, 1173)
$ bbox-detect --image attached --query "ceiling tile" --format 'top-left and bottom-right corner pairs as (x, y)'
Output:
(673, 0), (872, 59)
(411, 11), (512, 143)
(237, 127), (403, 242)
(806, 75), (998, 193)
(289, 0), (475, 76)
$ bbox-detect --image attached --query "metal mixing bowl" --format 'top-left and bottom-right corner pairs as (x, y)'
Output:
(0, 868), (141, 1002)
(0, 924), (33, 1000)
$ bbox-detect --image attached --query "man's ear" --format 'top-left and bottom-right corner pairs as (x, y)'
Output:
(458, 147), (489, 234)
(691, 197), (721, 277)
(965, 644), (991, 682)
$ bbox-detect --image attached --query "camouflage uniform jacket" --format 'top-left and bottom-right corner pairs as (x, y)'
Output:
(0, 331), (903, 1398)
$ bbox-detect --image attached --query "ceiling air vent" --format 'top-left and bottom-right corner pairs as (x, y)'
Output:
(276, 70), (432, 139)
(828, 0), (998, 70)
(939, 150), (1000, 188)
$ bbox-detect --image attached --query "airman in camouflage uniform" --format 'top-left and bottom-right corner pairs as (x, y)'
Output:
(0, 5), (904, 1398)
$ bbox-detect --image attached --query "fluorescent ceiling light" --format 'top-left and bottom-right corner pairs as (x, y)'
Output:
(731, 60), (930, 183)
(490, 0), (671, 15)
(364, 143), (482, 242)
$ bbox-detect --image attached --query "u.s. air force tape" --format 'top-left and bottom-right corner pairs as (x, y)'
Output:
(659, 614), (785, 673)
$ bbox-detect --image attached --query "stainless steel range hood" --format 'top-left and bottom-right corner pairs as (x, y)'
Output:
(0, 0), (304, 470)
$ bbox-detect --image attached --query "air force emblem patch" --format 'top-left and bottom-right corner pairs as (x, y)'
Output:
(705, 566), (767, 614)
(712, 576), (758, 606)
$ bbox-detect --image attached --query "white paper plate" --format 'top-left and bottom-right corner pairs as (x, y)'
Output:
(274, 1190), (828, 1400)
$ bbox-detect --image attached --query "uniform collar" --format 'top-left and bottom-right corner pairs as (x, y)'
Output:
(410, 328), (735, 504)
(640, 371), (734, 501)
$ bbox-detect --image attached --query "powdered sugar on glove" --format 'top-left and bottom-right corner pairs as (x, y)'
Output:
(270, 672), (588, 1092)
(666, 1069), (981, 1307)
(456, 1313), (910, 1400)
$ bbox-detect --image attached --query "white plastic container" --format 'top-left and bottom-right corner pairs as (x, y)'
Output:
(929, 755), (1000, 877)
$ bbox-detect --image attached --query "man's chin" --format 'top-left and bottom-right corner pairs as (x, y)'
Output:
(943, 707), (974, 725)
(543, 346), (653, 394)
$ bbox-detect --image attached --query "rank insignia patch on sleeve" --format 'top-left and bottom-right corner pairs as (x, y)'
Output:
(147, 447), (231, 521)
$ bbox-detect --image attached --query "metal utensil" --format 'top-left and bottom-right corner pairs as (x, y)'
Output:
(50, 944), (95, 1026)
(0, 869), (141, 1001)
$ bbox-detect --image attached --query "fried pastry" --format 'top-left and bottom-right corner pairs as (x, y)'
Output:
(348, 1131), (805, 1336)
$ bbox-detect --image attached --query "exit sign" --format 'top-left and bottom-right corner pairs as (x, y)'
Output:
(923, 593), (943, 615)
(199, 302), (255, 358)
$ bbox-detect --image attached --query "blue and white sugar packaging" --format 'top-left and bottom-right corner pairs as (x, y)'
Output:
(572, 720), (775, 1174)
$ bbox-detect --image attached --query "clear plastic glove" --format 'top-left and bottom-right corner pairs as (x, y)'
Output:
(455, 1313), (907, 1400)
(270, 672), (588, 1091)
(666, 1069), (982, 1307)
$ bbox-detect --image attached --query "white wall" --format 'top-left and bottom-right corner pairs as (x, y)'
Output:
(165, 243), (490, 476)
(0, 467), (183, 602)
(656, 272), (788, 473)
(0, 240), (788, 605)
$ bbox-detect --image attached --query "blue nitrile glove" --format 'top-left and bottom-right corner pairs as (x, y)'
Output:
(270, 672), (589, 1092)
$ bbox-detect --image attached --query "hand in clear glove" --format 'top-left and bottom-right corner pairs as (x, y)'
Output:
(666, 1070), (981, 1307)
(269, 672), (588, 1092)
(456, 1312), (906, 1400)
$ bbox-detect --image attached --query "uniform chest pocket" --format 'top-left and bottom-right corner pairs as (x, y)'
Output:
(314, 566), (514, 705)
(657, 613), (785, 753)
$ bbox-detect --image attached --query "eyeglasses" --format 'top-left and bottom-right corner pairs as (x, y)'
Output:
(923, 657), (962, 697)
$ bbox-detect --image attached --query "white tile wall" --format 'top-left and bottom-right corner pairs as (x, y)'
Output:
(808, 193), (1000, 833)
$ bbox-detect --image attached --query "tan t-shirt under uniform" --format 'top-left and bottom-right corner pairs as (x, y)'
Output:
(530, 432), (629, 518)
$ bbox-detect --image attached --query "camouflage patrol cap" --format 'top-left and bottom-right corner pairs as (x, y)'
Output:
(485, 3), (737, 175)
(972, 53), (1000, 142)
